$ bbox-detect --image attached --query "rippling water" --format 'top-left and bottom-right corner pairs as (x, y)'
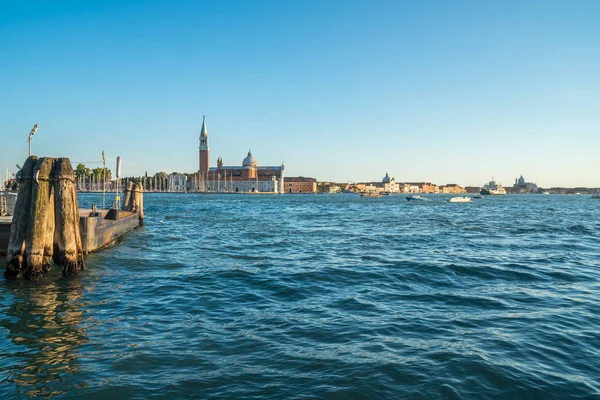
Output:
(1, 193), (599, 399)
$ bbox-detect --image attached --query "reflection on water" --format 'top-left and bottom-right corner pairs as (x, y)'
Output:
(0, 271), (88, 398)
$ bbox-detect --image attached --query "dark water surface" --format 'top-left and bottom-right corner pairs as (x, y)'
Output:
(1, 194), (599, 399)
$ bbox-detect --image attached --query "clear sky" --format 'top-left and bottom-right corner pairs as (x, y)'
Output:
(1, 0), (599, 187)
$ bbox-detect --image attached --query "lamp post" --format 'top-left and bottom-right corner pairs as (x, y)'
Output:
(102, 151), (106, 210)
(28, 124), (39, 157)
(115, 156), (121, 209)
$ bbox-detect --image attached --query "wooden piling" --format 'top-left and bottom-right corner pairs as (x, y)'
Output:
(122, 181), (133, 211)
(5, 156), (38, 279)
(130, 183), (139, 213)
(53, 158), (85, 276)
(24, 157), (55, 280)
(44, 182), (55, 271)
(137, 184), (144, 225)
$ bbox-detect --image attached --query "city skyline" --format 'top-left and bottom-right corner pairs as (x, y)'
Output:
(1, 0), (599, 187)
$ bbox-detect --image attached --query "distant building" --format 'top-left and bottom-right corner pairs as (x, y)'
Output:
(285, 177), (317, 193)
(318, 182), (342, 193)
(464, 186), (480, 194)
(439, 184), (466, 194)
(168, 173), (188, 192)
(403, 182), (438, 193)
(512, 175), (538, 193)
(360, 172), (401, 193)
(197, 118), (285, 193)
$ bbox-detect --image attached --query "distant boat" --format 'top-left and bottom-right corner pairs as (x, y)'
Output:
(406, 195), (427, 201)
(448, 196), (472, 203)
(473, 194), (484, 199)
(381, 191), (391, 196)
(361, 192), (381, 198)
(480, 178), (506, 195)
(592, 193), (600, 199)
(0, 192), (18, 216)
(542, 191), (550, 195)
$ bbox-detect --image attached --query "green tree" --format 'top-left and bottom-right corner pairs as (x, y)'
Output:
(75, 163), (91, 178)
(91, 167), (112, 181)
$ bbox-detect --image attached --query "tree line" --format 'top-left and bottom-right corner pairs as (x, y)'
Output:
(75, 164), (112, 181)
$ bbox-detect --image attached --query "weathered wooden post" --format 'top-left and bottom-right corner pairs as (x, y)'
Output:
(53, 158), (85, 276)
(5, 156), (38, 278)
(137, 183), (144, 225)
(24, 157), (55, 279)
(122, 181), (133, 212)
(130, 183), (139, 213)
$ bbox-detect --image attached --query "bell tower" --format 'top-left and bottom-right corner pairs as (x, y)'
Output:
(199, 116), (209, 179)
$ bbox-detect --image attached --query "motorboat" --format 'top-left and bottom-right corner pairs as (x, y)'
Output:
(592, 193), (600, 199)
(361, 192), (382, 198)
(542, 192), (550, 195)
(406, 195), (427, 201)
(449, 196), (472, 203)
(473, 194), (483, 199)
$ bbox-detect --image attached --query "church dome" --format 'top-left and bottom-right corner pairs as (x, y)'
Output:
(382, 172), (391, 183)
(242, 150), (257, 167)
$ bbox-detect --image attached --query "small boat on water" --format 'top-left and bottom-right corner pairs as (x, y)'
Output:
(0, 192), (18, 216)
(473, 194), (483, 199)
(361, 192), (382, 198)
(592, 193), (600, 199)
(448, 196), (472, 203)
(542, 192), (550, 195)
(406, 195), (427, 201)
(381, 191), (391, 196)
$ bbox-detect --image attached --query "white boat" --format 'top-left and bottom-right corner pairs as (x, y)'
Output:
(1, 192), (17, 216)
(542, 191), (550, 195)
(449, 196), (472, 203)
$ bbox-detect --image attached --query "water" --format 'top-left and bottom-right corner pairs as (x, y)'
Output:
(1, 194), (599, 399)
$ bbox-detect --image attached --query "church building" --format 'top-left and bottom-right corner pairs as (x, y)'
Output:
(198, 117), (285, 193)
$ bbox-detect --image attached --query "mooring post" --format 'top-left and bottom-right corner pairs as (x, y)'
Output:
(5, 156), (38, 278)
(122, 181), (133, 212)
(24, 157), (55, 279)
(130, 183), (139, 213)
(53, 158), (85, 276)
(137, 183), (144, 225)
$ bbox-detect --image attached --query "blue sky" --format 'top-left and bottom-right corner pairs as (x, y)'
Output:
(1, 0), (599, 187)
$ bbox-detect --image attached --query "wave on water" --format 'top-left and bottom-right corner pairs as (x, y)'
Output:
(1, 193), (599, 399)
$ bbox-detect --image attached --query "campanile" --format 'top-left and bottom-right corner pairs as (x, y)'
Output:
(199, 116), (209, 179)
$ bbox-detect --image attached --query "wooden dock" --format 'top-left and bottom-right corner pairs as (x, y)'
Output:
(1, 208), (140, 257)
(3, 156), (144, 279)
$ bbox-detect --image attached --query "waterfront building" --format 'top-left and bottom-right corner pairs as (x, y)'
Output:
(439, 184), (466, 194)
(168, 173), (188, 192)
(512, 175), (538, 194)
(317, 182), (342, 193)
(403, 182), (438, 193)
(198, 118), (285, 193)
(359, 172), (401, 193)
(464, 186), (480, 194)
(285, 177), (317, 193)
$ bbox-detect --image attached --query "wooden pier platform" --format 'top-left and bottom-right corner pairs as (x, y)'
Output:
(1, 208), (140, 256)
